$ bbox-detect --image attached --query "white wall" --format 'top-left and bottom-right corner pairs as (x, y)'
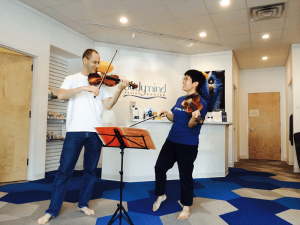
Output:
(291, 44), (300, 172)
(285, 49), (293, 165)
(239, 68), (286, 160)
(0, 0), (95, 180)
(95, 42), (191, 127)
(191, 51), (234, 167)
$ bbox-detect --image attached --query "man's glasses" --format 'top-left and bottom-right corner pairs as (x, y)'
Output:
(87, 59), (101, 65)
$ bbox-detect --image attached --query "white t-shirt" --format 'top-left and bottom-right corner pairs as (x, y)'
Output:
(60, 73), (113, 132)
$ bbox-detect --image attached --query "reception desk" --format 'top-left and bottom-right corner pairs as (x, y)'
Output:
(101, 120), (231, 182)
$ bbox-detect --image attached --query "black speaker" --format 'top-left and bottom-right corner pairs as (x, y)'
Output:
(293, 132), (300, 167)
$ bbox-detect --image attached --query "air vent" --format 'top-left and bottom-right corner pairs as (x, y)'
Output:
(250, 2), (285, 22)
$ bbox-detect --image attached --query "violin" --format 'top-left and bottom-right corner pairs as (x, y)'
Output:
(88, 73), (138, 89)
(181, 93), (204, 124)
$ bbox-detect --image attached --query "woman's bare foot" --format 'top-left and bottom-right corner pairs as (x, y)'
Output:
(77, 206), (95, 215)
(153, 194), (167, 211)
(177, 206), (190, 220)
(37, 213), (52, 224)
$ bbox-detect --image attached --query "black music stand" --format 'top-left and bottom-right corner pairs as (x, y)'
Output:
(97, 128), (150, 225)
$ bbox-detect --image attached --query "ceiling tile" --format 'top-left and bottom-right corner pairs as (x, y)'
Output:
(39, 7), (72, 23)
(216, 23), (249, 37)
(104, 39), (143, 48)
(284, 16), (300, 29)
(94, 28), (131, 42)
(251, 40), (280, 49)
(282, 28), (300, 39)
(52, 2), (99, 21)
(186, 27), (220, 40)
(81, 0), (130, 17)
(101, 13), (145, 27)
(131, 5), (176, 24)
(204, 0), (246, 14)
(118, 0), (164, 11)
(166, 0), (208, 19)
(249, 18), (285, 33)
(285, 0), (300, 17)
(246, 0), (288, 8)
(145, 25), (189, 39)
(281, 37), (300, 45)
(161, 0), (189, 4)
(84, 32), (105, 42)
(195, 42), (226, 53)
(211, 9), (248, 26)
(133, 33), (166, 46)
(143, 44), (174, 52)
(177, 15), (215, 32)
(224, 43), (251, 51)
(38, 0), (78, 7)
(77, 18), (113, 33)
(221, 34), (250, 45)
(167, 42), (201, 54)
(250, 30), (282, 42)
(63, 22), (91, 34)
(19, 0), (48, 10)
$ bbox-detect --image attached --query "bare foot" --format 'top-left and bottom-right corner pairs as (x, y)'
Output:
(77, 207), (95, 215)
(177, 206), (190, 220)
(153, 194), (167, 211)
(37, 213), (52, 224)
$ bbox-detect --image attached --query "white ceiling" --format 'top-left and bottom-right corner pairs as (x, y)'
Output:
(19, 0), (300, 69)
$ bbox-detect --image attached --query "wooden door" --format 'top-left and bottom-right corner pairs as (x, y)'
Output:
(248, 92), (281, 160)
(0, 49), (32, 182)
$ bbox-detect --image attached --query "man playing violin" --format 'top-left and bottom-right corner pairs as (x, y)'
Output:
(152, 70), (207, 221)
(38, 49), (129, 224)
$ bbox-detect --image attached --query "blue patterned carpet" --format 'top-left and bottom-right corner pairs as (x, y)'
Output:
(0, 164), (300, 224)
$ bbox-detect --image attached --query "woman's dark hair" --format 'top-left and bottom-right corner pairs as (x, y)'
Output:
(82, 49), (99, 60)
(184, 70), (207, 93)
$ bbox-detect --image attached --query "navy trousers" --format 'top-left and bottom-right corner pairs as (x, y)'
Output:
(46, 132), (102, 216)
(154, 139), (198, 206)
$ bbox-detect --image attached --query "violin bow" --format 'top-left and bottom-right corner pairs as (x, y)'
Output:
(128, 113), (163, 127)
(94, 50), (118, 98)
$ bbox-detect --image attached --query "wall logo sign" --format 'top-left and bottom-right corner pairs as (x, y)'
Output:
(124, 82), (166, 99)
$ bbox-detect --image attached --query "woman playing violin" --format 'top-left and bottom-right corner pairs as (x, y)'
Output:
(152, 70), (207, 221)
(38, 49), (129, 224)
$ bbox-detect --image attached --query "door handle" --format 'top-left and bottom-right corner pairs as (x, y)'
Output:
(250, 128), (254, 131)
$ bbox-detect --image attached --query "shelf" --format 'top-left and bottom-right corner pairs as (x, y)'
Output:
(47, 119), (66, 123)
(46, 139), (64, 142)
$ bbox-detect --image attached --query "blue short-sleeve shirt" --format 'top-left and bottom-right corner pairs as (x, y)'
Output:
(167, 94), (207, 145)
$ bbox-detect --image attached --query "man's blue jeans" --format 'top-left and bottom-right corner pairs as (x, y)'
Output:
(45, 132), (102, 216)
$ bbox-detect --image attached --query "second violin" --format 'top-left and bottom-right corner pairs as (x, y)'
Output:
(181, 93), (204, 124)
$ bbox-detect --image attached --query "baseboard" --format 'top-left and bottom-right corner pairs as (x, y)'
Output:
(228, 162), (234, 167)
(294, 168), (300, 173)
(75, 165), (83, 170)
(288, 160), (294, 165)
(34, 173), (44, 180)
(239, 155), (248, 159)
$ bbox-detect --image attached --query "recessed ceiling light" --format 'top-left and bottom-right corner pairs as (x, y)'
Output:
(120, 17), (128, 23)
(199, 32), (206, 37)
(262, 34), (270, 39)
(262, 56), (268, 60)
(220, 0), (230, 6)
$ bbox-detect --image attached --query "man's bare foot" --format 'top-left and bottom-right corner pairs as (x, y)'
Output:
(37, 213), (52, 224)
(177, 206), (190, 220)
(77, 207), (95, 215)
(153, 194), (167, 211)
